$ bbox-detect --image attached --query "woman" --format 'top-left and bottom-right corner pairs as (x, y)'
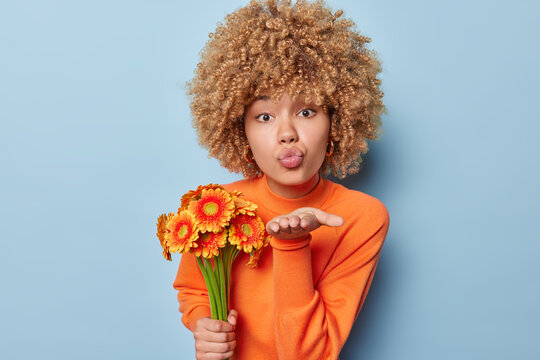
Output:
(174, 1), (389, 359)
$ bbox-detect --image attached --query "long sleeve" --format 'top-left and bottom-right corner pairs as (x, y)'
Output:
(173, 252), (211, 331)
(270, 204), (389, 360)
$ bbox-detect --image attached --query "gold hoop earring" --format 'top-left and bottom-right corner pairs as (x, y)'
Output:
(325, 139), (334, 157)
(244, 145), (254, 165)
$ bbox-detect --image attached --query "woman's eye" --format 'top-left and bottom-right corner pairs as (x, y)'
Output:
(299, 109), (315, 118)
(256, 113), (272, 122)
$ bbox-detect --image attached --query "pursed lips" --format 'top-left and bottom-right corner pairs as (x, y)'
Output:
(277, 147), (304, 169)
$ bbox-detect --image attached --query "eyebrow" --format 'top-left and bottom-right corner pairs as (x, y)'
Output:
(254, 95), (271, 101)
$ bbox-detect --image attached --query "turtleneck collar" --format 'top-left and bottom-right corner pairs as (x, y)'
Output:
(252, 174), (333, 215)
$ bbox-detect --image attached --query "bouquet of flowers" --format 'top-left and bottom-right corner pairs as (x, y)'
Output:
(156, 184), (269, 322)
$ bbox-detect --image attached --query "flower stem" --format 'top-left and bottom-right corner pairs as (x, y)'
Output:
(203, 257), (223, 320)
(196, 257), (218, 319)
(216, 254), (228, 320)
(224, 247), (231, 305)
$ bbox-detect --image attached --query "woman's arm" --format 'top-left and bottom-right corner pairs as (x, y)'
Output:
(268, 204), (389, 360)
(173, 252), (212, 331)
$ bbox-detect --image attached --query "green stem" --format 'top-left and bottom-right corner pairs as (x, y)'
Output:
(196, 242), (242, 352)
(224, 245), (240, 314)
(203, 257), (222, 320)
(225, 246), (231, 304)
(223, 246), (238, 360)
(216, 254), (228, 320)
(196, 257), (217, 319)
(226, 246), (234, 306)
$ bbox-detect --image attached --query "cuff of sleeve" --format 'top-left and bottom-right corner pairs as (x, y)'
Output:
(270, 234), (311, 251)
(187, 306), (211, 332)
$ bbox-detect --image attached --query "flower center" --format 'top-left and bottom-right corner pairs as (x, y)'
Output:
(200, 232), (211, 243)
(178, 224), (188, 239)
(242, 223), (253, 236)
(203, 201), (219, 216)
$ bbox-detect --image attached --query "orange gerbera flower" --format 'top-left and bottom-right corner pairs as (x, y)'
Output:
(246, 243), (267, 268)
(192, 229), (228, 258)
(228, 214), (266, 253)
(156, 212), (175, 260)
(180, 184), (224, 211)
(165, 210), (199, 253)
(232, 194), (257, 216)
(188, 188), (234, 233)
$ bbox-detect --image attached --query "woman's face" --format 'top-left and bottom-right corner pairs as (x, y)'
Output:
(244, 92), (330, 198)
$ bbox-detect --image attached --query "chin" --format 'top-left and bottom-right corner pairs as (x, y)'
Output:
(277, 168), (318, 186)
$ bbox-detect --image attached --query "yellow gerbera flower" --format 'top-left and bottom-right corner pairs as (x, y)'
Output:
(228, 214), (265, 253)
(165, 210), (199, 253)
(179, 184), (224, 211)
(192, 229), (228, 259)
(156, 212), (175, 260)
(188, 188), (234, 233)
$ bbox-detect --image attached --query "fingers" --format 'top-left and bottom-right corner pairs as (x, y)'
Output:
(313, 209), (344, 227)
(266, 215), (306, 236)
(266, 208), (344, 240)
(195, 340), (236, 357)
(287, 215), (301, 230)
(197, 317), (235, 333)
(228, 309), (238, 326)
(279, 215), (302, 232)
(267, 217), (297, 234)
(195, 327), (235, 343)
(268, 221), (280, 233)
(299, 213), (316, 229)
(194, 316), (237, 360)
(198, 351), (234, 360)
(196, 348), (235, 360)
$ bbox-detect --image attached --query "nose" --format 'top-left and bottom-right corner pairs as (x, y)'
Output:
(278, 116), (298, 144)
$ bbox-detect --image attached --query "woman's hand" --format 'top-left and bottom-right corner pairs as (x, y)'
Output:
(266, 207), (344, 240)
(193, 309), (238, 360)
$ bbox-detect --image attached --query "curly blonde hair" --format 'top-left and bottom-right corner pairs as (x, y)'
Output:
(187, 0), (384, 178)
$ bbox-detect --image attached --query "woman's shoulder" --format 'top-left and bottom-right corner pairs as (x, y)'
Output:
(324, 179), (389, 226)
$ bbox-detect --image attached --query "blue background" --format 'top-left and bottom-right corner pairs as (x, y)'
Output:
(1, 0), (539, 359)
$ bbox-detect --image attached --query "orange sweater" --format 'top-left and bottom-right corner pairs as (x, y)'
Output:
(173, 175), (389, 360)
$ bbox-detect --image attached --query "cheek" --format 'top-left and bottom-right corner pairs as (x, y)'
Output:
(305, 124), (330, 152)
(244, 122), (257, 148)
(245, 126), (270, 160)
(245, 125), (257, 148)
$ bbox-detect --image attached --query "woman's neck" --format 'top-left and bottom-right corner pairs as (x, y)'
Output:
(265, 173), (320, 199)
